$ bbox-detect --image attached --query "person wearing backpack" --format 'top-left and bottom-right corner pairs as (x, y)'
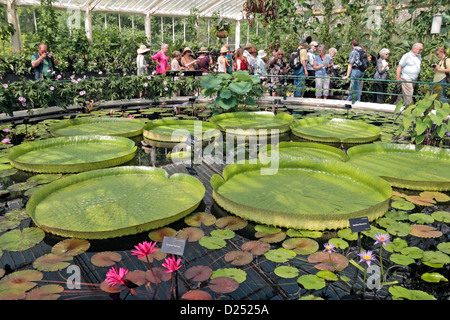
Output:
(290, 39), (308, 97)
(342, 39), (368, 102)
(432, 47), (450, 103)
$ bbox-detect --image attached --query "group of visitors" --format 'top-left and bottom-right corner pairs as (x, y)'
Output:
(28, 39), (448, 105)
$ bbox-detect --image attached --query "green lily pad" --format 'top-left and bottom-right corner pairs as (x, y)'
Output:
(389, 254), (415, 266)
(386, 221), (412, 237)
(254, 225), (282, 235)
(264, 248), (296, 263)
(384, 238), (408, 253)
(33, 253), (73, 272)
(0, 270), (43, 292)
(210, 268), (247, 284)
(422, 251), (450, 265)
(431, 211), (450, 223)
(27, 174), (63, 185)
(210, 229), (235, 239)
(391, 200), (415, 211)
(184, 212), (216, 227)
(297, 274), (326, 290)
(51, 239), (90, 256)
(316, 270), (339, 281)
(199, 236), (227, 250)
(337, 228), (358, 241)
(421, 272), (448, 283)
(274, 266), (299, 278)
(328, 238), (349, 250)
(25, 284), (64, 300)
(282, 237), (319, 255)
(385, 209), (409, 221)
(400, 247), (424, 259)
(408, 213), (434, 224)
(286, 229), (323, 238)
(389, 286), (436, 300)
(437, 242), (450, 255)
(0, 228), (45, 251)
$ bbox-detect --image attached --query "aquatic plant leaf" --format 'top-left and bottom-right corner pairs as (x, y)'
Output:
(33, 253), (73, 271)
(389, 286), (436, 300)
(90, 251), (122, 267)
(212, 159), (391, 231)
(316, 270), (339, 281)
(290, 117), (381, 144)
(347, 143), (450, 191)
(431, 211), (450, 223)
(386, 221), (412, 237)
(264, 248), (296, 263)
(185, 265), (213, 282)
(8, 135), (138, 173)
(421, 272), (448, 283)
(385, 209), (409, 221)
(419, 191), (450, 202)
(286, 229), (323, 238)
(254, 225), (282, 235)
(138, 250), (166, 263)
(337, 228), (358, 241)
(208, 277), (240, 294)
(240, 241), (271, 255)
(211, 268), (247, 284)
(384, 238), (408, 253)
(282, 238), (319, 255)
(7, 182), (37, 192)
(224, 250), (253, 266)
(274, 266), (299, 278)
(0, 288), (27, 300)
(409, 225), (442, 238)
(176, 227), (205, 242)
(298, 295), (324, 300)
(210, 229), (235, 239)
(308, 252), (349, 271)
(391, 200), (415, 211)
(437, 242), (450, 255)
(403, 196), (435, 206)
(99, 280), (125, 293)
(400, 247), (424, 259)
(25, 284), (64, 300)
(422, 251), (450, 265)
(184, 212), (216, 227)
(328, 238), (349, 250)
(389, 254), (415, 266)
(199, 236), (227, 250)
(215, 216), (248, 230)
(26, 167), (205, 239)
(124, 270), (148, 286)
(408, 214), (434, 224)
(297, 275), (326, 290)
(0, 228), (45, 251)
(255, 231), (286, 243)
(0, 270), (43, 292)
(148, 227), (177, 242)
(27, 174), (63, 185)
(181, 289), (212, 300)
(145, 267), (171, 283)
(143, 119), (220, 143)
(51, 239), (90, 256)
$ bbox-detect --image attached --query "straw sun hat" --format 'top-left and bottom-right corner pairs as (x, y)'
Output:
(137, 45), (150, 54)
(182, 47), (192, 55)
(220, 47), (228, 53)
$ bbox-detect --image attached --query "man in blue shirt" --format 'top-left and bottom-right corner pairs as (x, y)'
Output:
(31, 44), (59, 80)
(342, 39), (367, 102)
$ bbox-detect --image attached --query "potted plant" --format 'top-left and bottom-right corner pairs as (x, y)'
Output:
(211, 19), (230, 38)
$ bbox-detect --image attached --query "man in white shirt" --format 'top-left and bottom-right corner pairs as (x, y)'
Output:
(305, 41), (318, 97)
(395, 43), (423, 106)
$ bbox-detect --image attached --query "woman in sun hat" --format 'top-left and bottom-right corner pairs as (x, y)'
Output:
(197, 47), (212, 73)
(217, 47), (228, 73)
(136, 44), (150, 76)
(181, 47), (198, 71)
(151, 43), (169, 74)
(254, 49), (268, 79)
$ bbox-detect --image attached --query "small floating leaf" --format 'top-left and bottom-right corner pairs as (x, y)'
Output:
(0, 270), (43, 292)
(254, 225), (281, 235)
(185, 265), (213, 282)
(308, 252), (349, 271)
(420, 272), (448, 283)
(148, 227), (177, 242)
(408, 214), (434, 224)
(211, 268), (247, 284)
(431, 211), (450, 223)
(25, 284), (64, 300)
(389, 286), (436, 300)
(274, 266), (299, 279)
(182, 289), (212, 300)
(90, 251), (122, 267)
(0, 228), (45, 251)
(409, 225), (442, 238)
(328, 238), (349, 250)
(208, 277), (240, 293)
(422, 251), (450, 265)
(282, 237), (319, 255)
(437, 242), (450, 255)
(391, 200), (415, 211)
(33, 253), (73, 271)
(184, 212), (216, 227)
(264, 248), (296, 263)
(210, 229), (235, 239)
(255, 231), (286, 243)
(316, 270), (338, 281)
(51, 239), (90, 256)
(240, 241), (270, 255)
(199, 236), (226, 250)
(176, 227), (204, 242)
(389, 254), (415, 266)
(215, 216), (248, 230)
(224, 250), (253, 266)
(400, 247), (424, 259)
(297, 274), (326, 290)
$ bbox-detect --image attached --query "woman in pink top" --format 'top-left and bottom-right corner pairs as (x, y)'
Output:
(152, 43), (169, 74)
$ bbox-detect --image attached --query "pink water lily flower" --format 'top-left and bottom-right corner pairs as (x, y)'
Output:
(323, 242), (336, 254)
(105, 266), (129, 287)
(162, 256), (182, 273)
(131, 241), (158, 259)
(1, 138), (11, 144)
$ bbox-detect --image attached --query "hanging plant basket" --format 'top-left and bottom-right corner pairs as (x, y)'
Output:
(216, 30), (228, 38)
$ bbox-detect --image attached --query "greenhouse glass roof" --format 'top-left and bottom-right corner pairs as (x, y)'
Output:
(5, 0), (247, 20)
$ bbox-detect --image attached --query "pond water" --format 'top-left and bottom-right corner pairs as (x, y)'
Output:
(0, 104), (448, 301)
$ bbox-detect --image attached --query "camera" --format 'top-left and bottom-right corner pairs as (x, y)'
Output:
(431, 63), (437, 68)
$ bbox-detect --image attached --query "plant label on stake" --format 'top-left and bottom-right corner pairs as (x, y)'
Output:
(349, 217), (371, 251)
(161, 236), (187, 256)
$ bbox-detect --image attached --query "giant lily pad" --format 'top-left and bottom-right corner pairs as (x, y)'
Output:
(211, 158), (392, 230)
(347, 143), (450, 191)
(26, 166), (205, 239)
(290, 117), (381, 144)
(49, 117), (144, 138)
(209, 112), (294, 136)
(259, 142), (349, 162)
(143, 119), (221, 145)
(8, 135), (137, 173)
